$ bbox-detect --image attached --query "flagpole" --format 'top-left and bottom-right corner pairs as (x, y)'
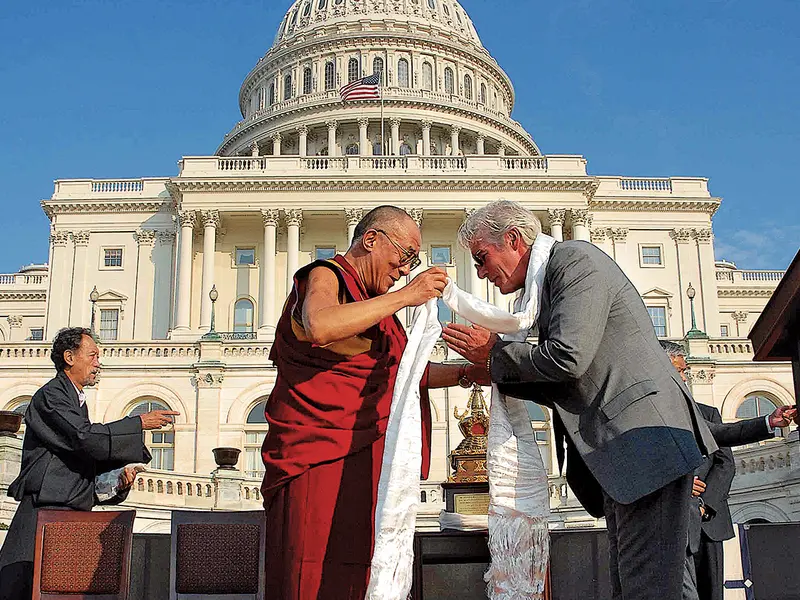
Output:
(380, 81), (385, 156)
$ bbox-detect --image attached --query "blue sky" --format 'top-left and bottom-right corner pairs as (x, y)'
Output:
(0, 0), (797, 272)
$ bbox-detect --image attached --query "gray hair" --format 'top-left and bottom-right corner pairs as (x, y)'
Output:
(457, 200), (542, 248)
(659, 340), (686, 359)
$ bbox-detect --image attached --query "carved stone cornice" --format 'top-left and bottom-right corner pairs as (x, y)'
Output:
(590, 228), (607, 243)
(6, 315), (23, 328)
(261, 209), (280, 227)
(670, 228), (694, 243)
(49, 231), (71, 247)
(591, 198), (720, 215)
(193, 371), (225, 388)
(200, 210), (220, 229)
(134, 229), (157, 247)
(285, 208), (303, 227)
(693, 228), (713, 244)
(608, 227), (629, 243)
(406, 208), (423, 227)
(42, 200), (172, 219)
(547, 208), (567, 227)
(686, 368), (715, 384)
(0, 291), (46, 302)
(571, 209), (591, 227)
(717, 289), (774, 298)
(344, 208), (364, 227)
(71, 231), (91, 246)
(178, 210), (197, 229)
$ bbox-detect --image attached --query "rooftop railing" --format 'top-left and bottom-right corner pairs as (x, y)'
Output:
(715, 269), (785, 285)
(0, 273), (48, 287)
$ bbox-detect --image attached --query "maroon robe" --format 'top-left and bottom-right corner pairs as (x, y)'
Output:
(262, 255), (432, 599)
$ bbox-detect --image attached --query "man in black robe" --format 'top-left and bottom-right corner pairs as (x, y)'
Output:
(0, 327), (179, 599)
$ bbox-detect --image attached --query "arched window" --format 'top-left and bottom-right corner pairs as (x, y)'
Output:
(526, 403), (551, 472)
(234, 299), (254, 332)
(303, 67), (312, 94)
(245, 400), (269, 478)
(302, 2), (312, 17)
(348, 57), (360, 83)
(442, 3), (450, 17)
(398, 58), (410, 88)
(283, 74), (293, 100)
(373, 57), (385, 84)
(422, 62), (433, 90)
(444, 67), (454, 94)
(268, 82), (275, 106)
(289, 9), (299, 30)
(318, 0), (327, 7)
(345, 143), (360, 155)
(324, 61), (335, 90)
(128, 400), (174, 471)
(464, 74), (473, 100)
(479, 82), (487, 104)
(736, 395), (778, 419)
(427, 0), (436, 8)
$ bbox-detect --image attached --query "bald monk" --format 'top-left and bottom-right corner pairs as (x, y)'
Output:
(262, 206), (489, 599)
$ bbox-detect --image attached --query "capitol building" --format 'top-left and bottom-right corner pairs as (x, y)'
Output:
(0, 0), (797, 550)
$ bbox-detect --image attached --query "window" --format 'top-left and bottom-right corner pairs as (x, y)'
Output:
(104, 248), (123, 268)
(430, 245), (451, 265)
(245, 400), (269, 478)
(647, 306), (667, 337)
(234, 299), (255, 333)
(324, 61), (335, 90)
(99, 309), (119, 341)
(318, 0), (327, 7)
(398, 58), (410, 88)
(289, 9), (299, 29)
(315, 247), (337, 260)
(235, 248), (256, 266)
(283, 74), (293, 100)
(302, 1), (312, 17)
(373, 57), (385, 84)
(464, 74), (473, 100)
(269, 82), (275, 105)
(348, 57), (360, 83)
(427, 0), (436, 8)
(444, 67), (454, 94)
(641, 246), (663, 266)
(345, 143), (359, 155)
(29, 328), (44, 341)
(303, 67), (312, 94)
(526, 404), (551, 472)
(437, 298), (452, 324)
(442, 3), (450, 16)
(422, 62), (433, 90)
(720, 325), (729, 337)
(479, 82), (487, 104)
(129, 400), (174, 471)
(736, 395), (778, 419)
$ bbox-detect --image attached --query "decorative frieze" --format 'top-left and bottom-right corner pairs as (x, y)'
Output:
(285, 209), (303, 227)
(686, 368), (715, 384)
(670, 228), (694, 243)
(547, 208), (566, 227)
(718, 289), (773, 298)
(261, 209), (280, 227)
(193, 372), (225, 388)
(134, 229), (158, 247)
(71, 231), (91, 246)
(49, 231), (71, 247)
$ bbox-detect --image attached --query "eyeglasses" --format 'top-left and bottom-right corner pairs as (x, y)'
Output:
(374, 229), (421, 271)
(472, 251), (487, 267)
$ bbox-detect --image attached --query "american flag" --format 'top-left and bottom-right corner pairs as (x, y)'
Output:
(339, 73), (381, 102)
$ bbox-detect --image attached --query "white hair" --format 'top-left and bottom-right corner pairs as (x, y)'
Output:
(659, 340), (687, 359)
(457, 199), (542, 248)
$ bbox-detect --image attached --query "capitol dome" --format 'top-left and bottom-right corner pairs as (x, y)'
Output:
(217, 0), (539, 158)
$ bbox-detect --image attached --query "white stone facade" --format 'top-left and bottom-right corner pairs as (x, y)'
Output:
(0, 0), (796, 545)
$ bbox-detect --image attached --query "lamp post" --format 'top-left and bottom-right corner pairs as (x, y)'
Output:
(89, 286), (100, 335)
(202, 285), (221, 341)
(685, 282), (705, 338)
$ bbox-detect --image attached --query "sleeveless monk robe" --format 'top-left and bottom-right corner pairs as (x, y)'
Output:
(261, 255), (432, 600)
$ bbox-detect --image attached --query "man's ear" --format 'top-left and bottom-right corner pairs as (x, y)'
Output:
(506, 227), (520, 249)
(63, 350), (75, 367)
(361, 230), (378, 253)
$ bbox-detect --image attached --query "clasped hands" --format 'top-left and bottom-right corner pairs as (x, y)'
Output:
(442, 323), (498, 367)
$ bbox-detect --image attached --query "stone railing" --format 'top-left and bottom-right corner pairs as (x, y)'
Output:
(715, 269), (785, 285)
(219, 332), (258, 341)
(619, 178), (672, 192)
(91, 180), (145, 193)
(51, 178), (171, 200)
(0, 273), (48, 287)
(732, 435), (796, 484)
(707, 338), (754, 359)
(594, 176), (710, 198)
(0, 343), (52, 364)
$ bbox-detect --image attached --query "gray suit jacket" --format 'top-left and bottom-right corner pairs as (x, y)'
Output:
(491, 241), (719, 514)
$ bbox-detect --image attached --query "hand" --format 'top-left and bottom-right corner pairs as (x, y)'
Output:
(400, 268), (448, 307)
(466, 363), (492, 386)
(692, 477), (706, 498)
(768, 405), (797, 429)
(442, 323), (498, 367)
(699, 505), (706, 518)
(139, 410), (180, 430)
(117, 465), (144, 491)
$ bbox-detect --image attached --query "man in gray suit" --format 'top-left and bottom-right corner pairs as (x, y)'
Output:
(441, 200), (779, 600)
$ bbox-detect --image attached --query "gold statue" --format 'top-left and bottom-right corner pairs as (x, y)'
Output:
(449, 383), (489, 483)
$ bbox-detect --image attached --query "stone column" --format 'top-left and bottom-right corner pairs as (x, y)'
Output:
(732, 311), (749, 337)
(297, 125), (308, 157)
(450, 126), (461, 156)
(590, 228), (611, 256)
(547, 208), (566, 242)
(6, 316), (22, 342)
(497, 143), (506, 157)
(476, 133), (485, 155)
(192, 364), (224, 474)
(358, 118), (369, 156)
(571, 209), (591, 241)
(153, 230), (175, 339)
(390, 118), (401, 156)
(174, 211), (196, 332)
(69, 231), (91, 327)
(421, 120), (432, 156)
(45, 231), (72, 338)
(285, 209), (303, 294)
(608, 228), (629, 264)
(272, 132), (282, 156)
(199, 210), (220, 331)
(260, 210), (279, 333)
(670, 228), (694, 335)
(133, 229), (157, 340)
(694, 228), (720, 335)
(464, 209), (484, 300)
(326, 120), (338, 156)
(345, 208), (364, 244)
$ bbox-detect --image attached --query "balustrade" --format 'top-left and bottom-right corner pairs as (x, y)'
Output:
(502, 157), (547, 170)
(360, 156), (409, 170)
(218, 157), (267, 171)
(420, 156), (466, 170)
(302, 157), (347, 170)
(0, 274), (48, 286)
(715, 269), (786, 285)
(91, 180), (144, 193)
(618, 178), (672, 192)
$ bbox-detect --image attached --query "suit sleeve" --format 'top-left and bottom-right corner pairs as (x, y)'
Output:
(491, 245), (613, 384)
(700, 408), (735, 520)
(32, 383), (147, 463)
(707, 417), (773, 448)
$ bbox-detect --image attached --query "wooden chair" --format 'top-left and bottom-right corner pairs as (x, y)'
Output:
(169, 510), (266, 600)
(32, 509), (136, 600)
